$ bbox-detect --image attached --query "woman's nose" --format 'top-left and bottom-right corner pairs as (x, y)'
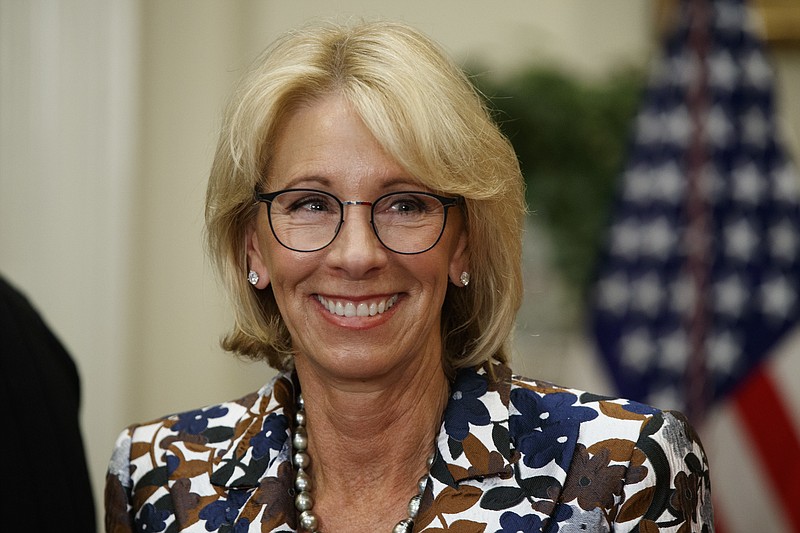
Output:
(324, 205), (388, 277)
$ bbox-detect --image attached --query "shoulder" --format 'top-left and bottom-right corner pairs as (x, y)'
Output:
(106, 372), (290, 488)
(105, 372), (297, 531)
(107, 390), (257, 489)
(509, 374), (665, 439)
(507, 374), (712, 530)
(507, 373), (707, 469)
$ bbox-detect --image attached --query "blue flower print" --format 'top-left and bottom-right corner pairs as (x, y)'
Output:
(510, 390), (597, 469)
(495, 510), (543, 532)
(621, 400), (660, 416)
(232, 517), (251, 533)
(135, 503), (170, 532)
(198, 489), (250, 530)
(519, 422), (585, 469)
(444, 369), (491, 441)
(511, 390), (597, 429)
(250, 413), (288, 460)
(549, 503), (574, 526)
(172, 405), (229, 435)
(166, 454), (179, 476)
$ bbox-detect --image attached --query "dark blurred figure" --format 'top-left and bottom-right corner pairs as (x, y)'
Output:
(0, 274), (96, 532)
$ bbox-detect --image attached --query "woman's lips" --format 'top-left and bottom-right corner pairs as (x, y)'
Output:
(315, 294), (399, 317)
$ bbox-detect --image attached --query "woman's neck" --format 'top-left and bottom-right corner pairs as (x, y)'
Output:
(293, 357), (450, 531)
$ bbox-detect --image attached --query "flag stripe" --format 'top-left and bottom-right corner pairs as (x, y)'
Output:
(769, 327), (800, 430)
(712, 506), (728, 533)
(733, 366), (800, 530)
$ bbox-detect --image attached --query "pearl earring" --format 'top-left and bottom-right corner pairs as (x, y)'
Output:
(248, 270), (259, 285)
(459, 272), (470, 287)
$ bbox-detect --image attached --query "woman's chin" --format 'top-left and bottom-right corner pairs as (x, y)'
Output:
(294, 347), (422, 386)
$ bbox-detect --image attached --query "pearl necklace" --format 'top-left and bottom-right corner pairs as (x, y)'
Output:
(292, 394), (432, 533)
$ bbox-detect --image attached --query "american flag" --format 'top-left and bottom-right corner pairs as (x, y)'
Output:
(590, 0), (800, 530)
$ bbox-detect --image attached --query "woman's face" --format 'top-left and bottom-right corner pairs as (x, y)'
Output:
(246, 94), (467, 386)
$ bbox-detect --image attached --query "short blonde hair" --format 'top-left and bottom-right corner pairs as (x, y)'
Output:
(205, 20), (525, 374)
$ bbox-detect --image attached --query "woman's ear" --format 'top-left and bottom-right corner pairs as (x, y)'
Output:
(245, 224), (271, 289)
(448, 225), (469, 287)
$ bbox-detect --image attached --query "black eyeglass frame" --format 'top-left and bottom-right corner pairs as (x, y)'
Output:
(255, 188), (463, 255)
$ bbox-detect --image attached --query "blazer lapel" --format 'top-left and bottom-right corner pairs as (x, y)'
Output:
(209, 372), (296, 489)
(420, 365), (517, 529)
(509, 379), (600, 530)
(419, 368), (594, 533)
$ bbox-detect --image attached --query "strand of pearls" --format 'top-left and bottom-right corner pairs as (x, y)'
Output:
(292, 394), (431, 533)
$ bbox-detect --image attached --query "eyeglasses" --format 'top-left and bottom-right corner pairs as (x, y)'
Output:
(255, 188), (462, 254)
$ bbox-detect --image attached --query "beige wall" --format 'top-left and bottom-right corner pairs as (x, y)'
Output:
(1, 0), (797, 523)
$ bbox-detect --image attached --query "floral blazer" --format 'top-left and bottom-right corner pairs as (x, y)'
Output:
(106, 364), (713, 532)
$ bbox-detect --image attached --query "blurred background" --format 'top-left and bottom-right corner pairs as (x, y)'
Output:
(1, 0), (798, 531)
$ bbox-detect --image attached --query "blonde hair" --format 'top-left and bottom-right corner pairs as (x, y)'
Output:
(205, 20), (525, 374)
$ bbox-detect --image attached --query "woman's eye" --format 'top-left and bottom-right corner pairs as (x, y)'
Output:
(290, 196), (332, 212)
(305, 199), (327, 211)
(393, 201), (418, 212)
(389, 197), (425, 213)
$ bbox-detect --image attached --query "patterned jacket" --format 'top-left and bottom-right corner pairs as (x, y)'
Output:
(105, 364), (713, 532)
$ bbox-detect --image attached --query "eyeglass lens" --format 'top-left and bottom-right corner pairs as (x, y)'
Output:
(267, 190), (448, 254)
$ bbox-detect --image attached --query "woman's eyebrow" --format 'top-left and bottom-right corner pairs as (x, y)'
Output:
(274, 175), (333, 190)
(379, 176), (425, 190)
(275, 175), (424, 192)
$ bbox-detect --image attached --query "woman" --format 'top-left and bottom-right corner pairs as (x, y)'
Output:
(106, 21), (712, 533)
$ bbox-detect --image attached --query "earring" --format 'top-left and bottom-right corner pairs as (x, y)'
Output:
(459, 272), (470, 287)
(248, 270), (259, 286)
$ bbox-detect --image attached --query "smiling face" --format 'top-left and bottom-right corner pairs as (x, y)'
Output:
(246, 94), (467, 387)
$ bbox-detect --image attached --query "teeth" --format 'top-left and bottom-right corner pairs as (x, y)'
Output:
(317, 295), (398, 317)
